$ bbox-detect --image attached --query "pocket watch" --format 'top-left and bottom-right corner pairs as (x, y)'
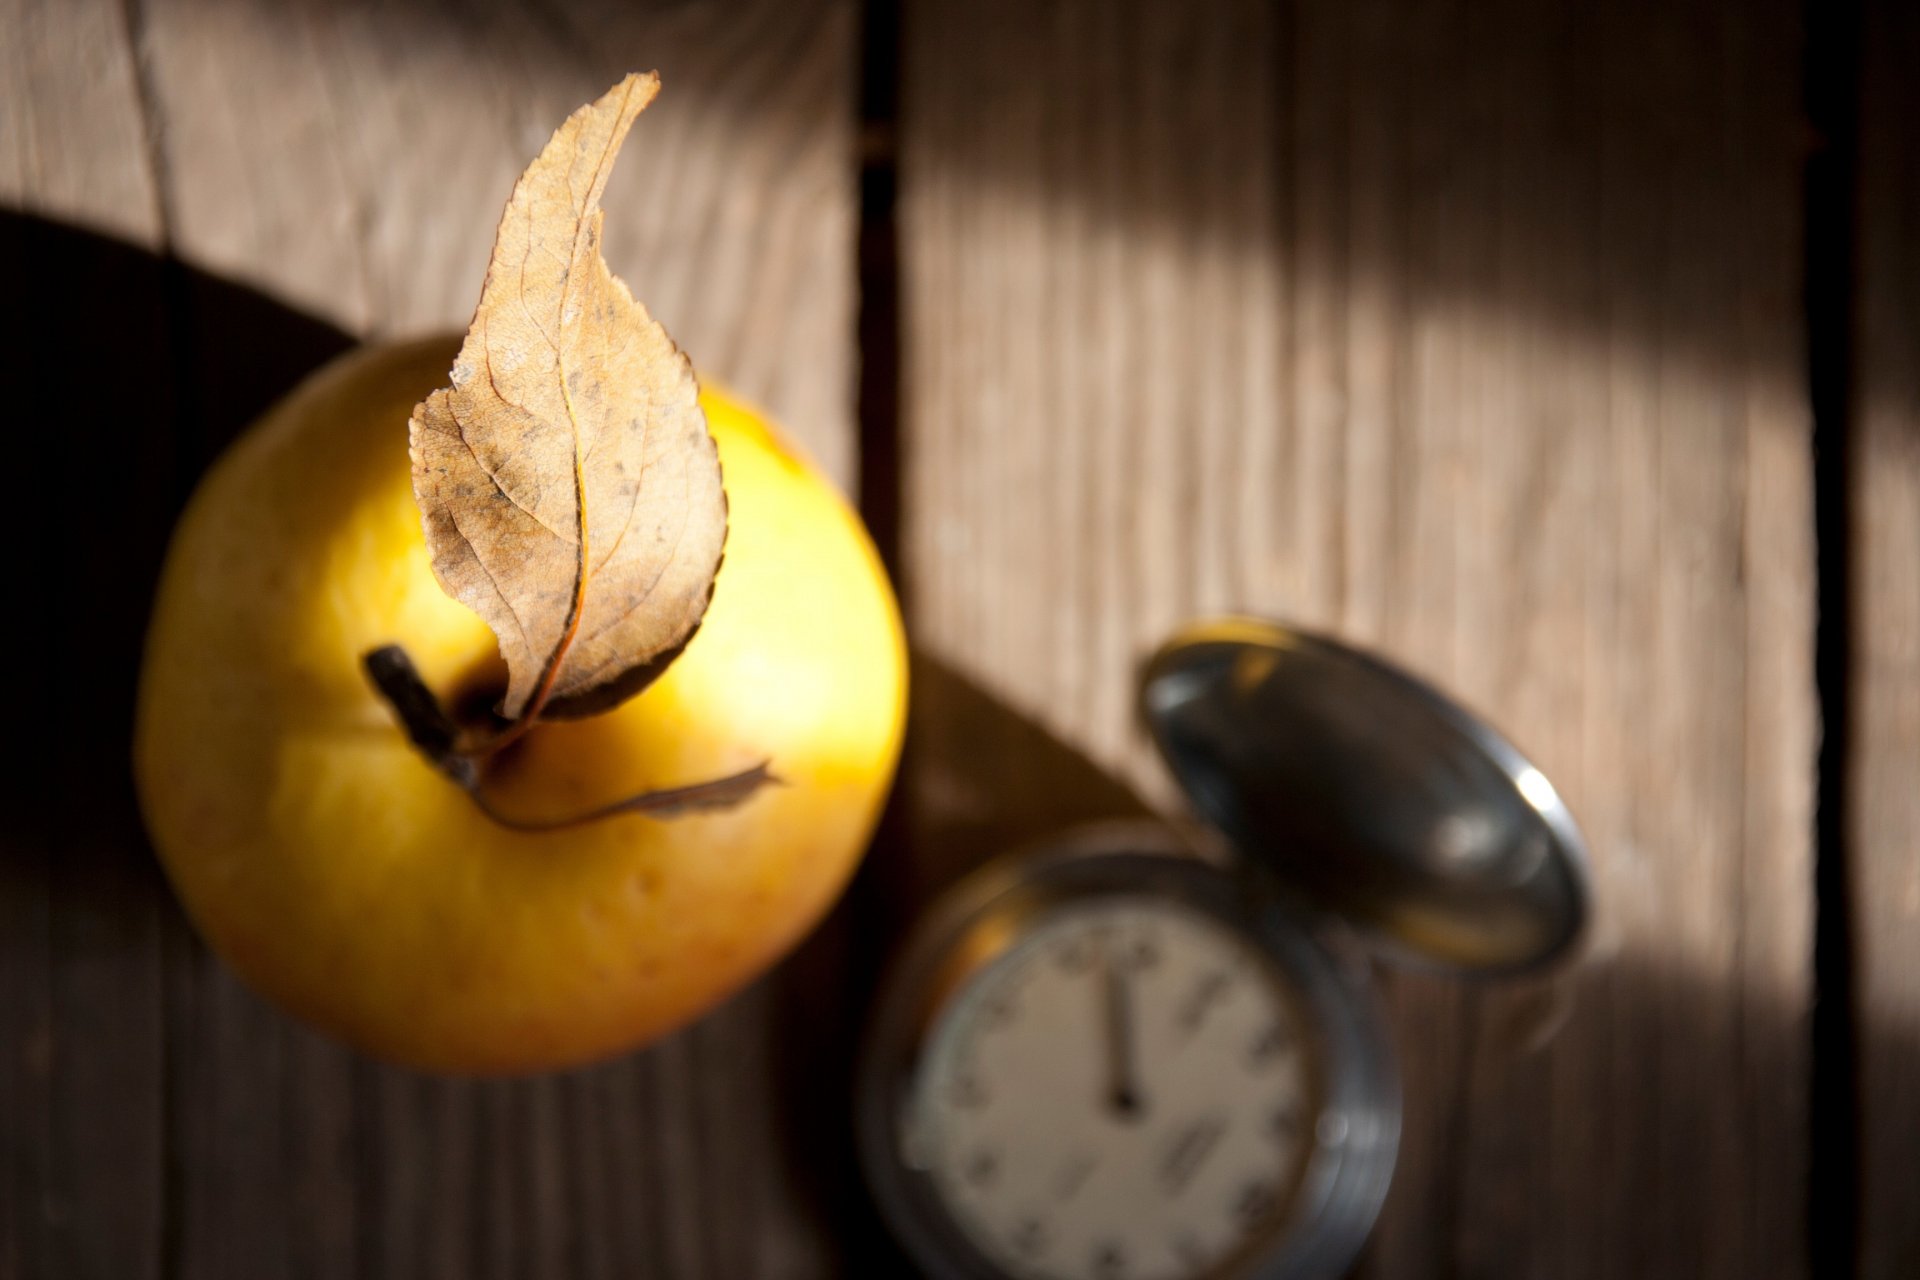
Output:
(857, 619), (1590, 1280)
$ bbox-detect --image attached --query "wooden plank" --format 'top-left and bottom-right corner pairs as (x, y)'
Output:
(5, 1), (858, 1277)
(1853, 0), (1920, 1273)
(1, 3), (171, 1278)
(896, 2), (1814, 1276)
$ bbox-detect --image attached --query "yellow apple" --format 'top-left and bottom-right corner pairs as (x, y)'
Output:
(134, 336), (906, 1074)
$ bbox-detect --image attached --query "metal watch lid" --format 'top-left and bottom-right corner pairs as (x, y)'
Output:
(1139, 618), (1590, 975)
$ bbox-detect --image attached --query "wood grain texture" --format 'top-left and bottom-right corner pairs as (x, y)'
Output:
(2, 1), (856, 1277)
(896, 2), (1815, 1276)
(1853, 0), (1920, 1274)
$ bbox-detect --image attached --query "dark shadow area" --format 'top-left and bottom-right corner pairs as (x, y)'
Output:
(1804, 0), (1864, 1271)
(0, 210), (355, 1279)
(0, 210), (355, 900)
(853, 0), (903, 588)
(0, 208), (356, 886)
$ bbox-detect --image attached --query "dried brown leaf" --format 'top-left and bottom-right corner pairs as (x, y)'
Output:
(411, 72), (725, 723)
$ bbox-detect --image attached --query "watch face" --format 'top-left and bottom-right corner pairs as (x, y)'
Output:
(860, 840), (1397, 1280)
(907, 894), (1318, 1280)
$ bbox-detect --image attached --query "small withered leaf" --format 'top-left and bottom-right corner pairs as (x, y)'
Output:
(471, 762), (780, 832)
(410, 72), (725, 722)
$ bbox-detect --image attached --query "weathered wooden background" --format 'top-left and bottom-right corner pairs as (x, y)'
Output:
(0, 0), (1911, 1276)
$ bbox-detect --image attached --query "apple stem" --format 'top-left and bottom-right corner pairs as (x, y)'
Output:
(362, 645), (479, 786)
(360, 644), (778, 830)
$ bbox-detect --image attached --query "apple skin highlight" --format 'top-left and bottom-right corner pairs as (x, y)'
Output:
(135, 337), (907, 1075)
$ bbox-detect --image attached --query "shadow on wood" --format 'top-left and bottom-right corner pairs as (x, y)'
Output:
(0, 209), (358, 1279)
(0, 206), (356, 881)
(893, 649), (1156, 897)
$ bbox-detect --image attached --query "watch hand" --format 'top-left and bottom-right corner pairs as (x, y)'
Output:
(1099, 932), (1145, 1119)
